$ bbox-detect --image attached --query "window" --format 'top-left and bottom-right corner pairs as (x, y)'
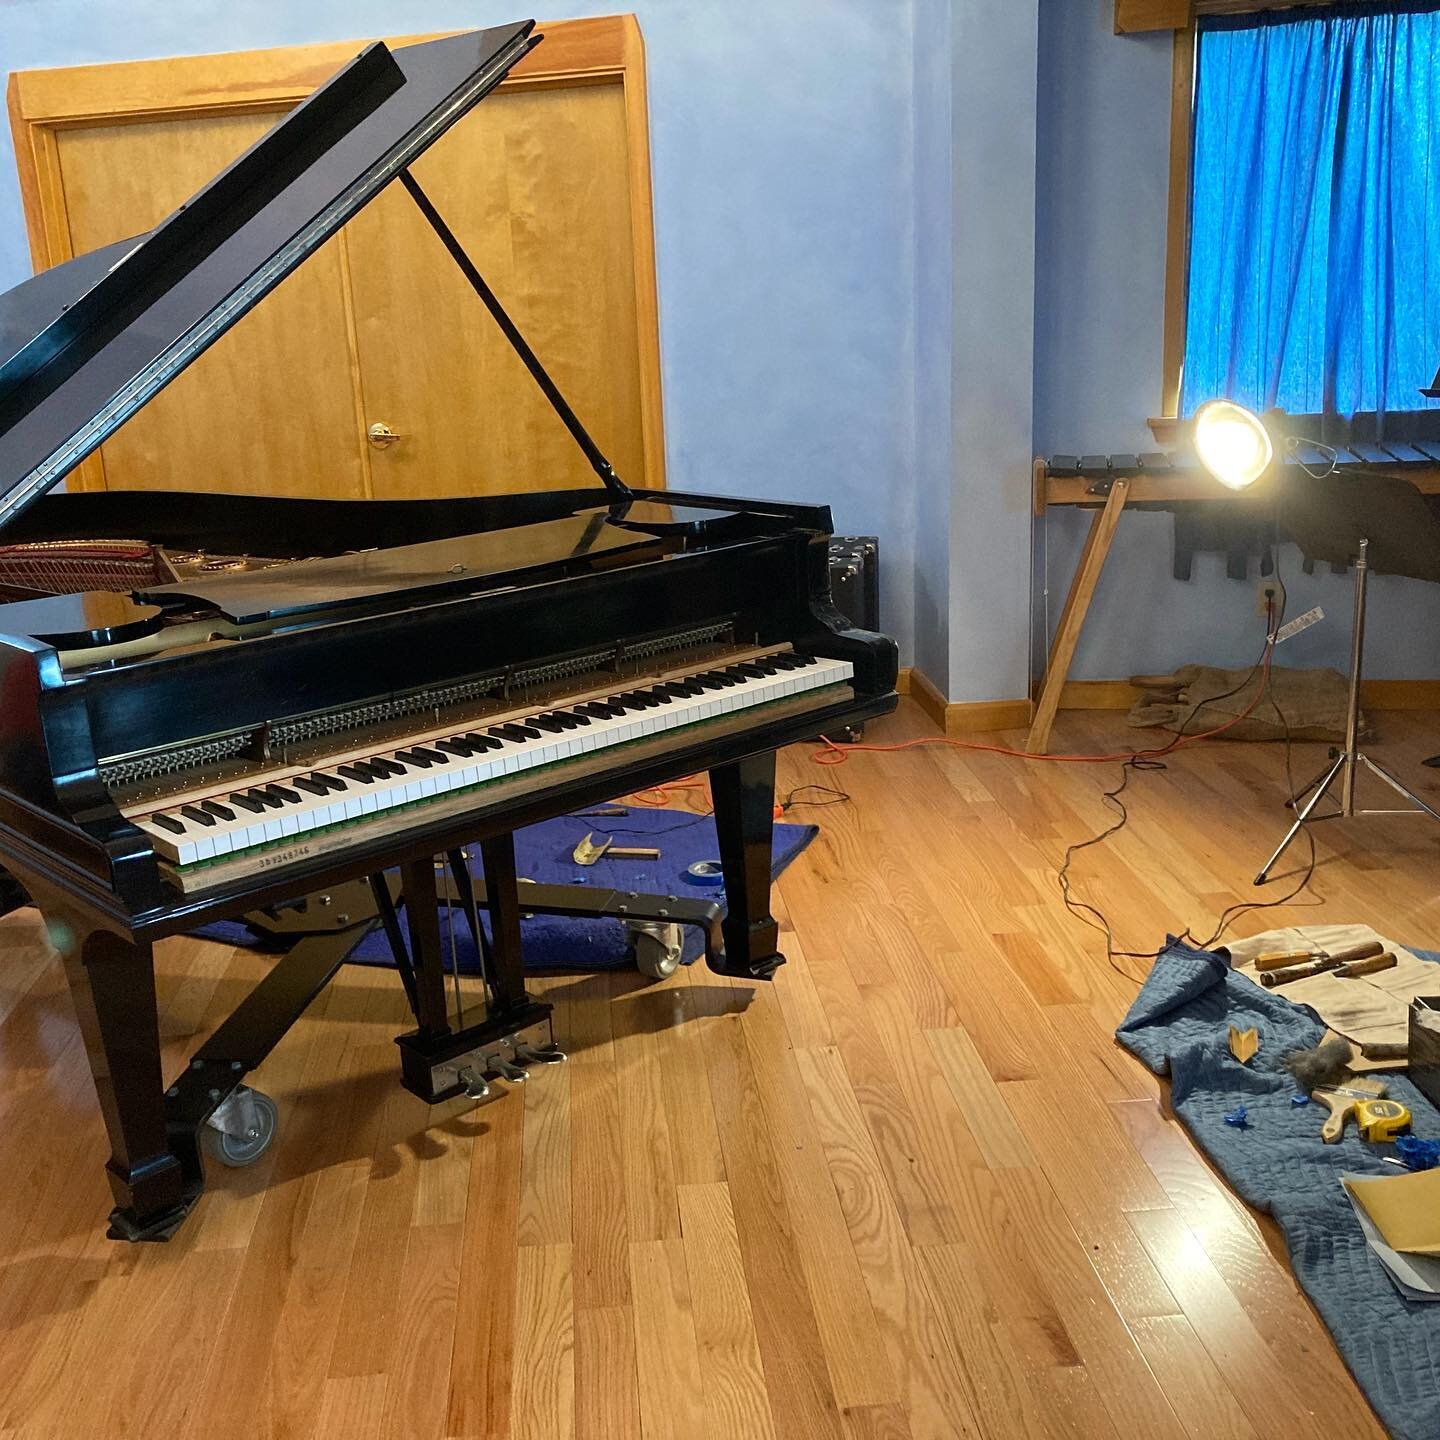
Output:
(1179, 3), (1440, 422)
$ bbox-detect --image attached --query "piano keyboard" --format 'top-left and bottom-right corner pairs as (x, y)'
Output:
(127, 651), (854, 874)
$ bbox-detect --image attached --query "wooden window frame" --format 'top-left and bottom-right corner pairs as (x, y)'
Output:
(5, 13), (668, 491)
(1152, 1), (1415, 443)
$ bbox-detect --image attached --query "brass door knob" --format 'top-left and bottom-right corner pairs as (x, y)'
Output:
(367, 422), (405, 449)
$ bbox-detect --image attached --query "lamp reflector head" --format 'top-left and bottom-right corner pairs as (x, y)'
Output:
(1194, 400), (1273, 491)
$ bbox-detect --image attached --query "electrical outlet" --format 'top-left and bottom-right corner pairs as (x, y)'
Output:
(1256, 579), (1282, 617)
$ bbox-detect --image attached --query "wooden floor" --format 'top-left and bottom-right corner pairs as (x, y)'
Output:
(2, 700), (1436, 1439)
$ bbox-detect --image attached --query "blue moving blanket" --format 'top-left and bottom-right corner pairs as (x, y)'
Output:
(195, 808), (817, 973)
(1117, 940), (1440, 1440)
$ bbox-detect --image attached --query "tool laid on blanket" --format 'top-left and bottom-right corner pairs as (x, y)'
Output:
(1260, 940), (1387, 987)
(1337, 952), (1399, 979)
(1355, 1099), (1413, 1143)
(1228, 1025), (1260, 1064)
(572, 833), (662, 866)
(1314, 1076), (1390, 1143)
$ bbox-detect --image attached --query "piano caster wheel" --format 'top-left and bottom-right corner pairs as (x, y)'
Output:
(631, 921), (683, 980)
(202, 1086), (278, 1168)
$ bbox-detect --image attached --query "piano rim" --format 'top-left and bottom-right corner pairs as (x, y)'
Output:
(0, 687), (897, 945)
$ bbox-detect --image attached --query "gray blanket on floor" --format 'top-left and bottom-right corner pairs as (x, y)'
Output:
(1116, 940), (1440, 1440)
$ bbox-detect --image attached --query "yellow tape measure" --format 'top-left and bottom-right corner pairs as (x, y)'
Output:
(1355, 1099), (1412, 1143)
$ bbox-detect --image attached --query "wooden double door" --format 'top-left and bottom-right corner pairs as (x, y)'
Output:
(7, 16), (665, 501)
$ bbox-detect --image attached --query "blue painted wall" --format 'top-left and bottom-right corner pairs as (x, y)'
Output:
(0, 0), (919, 660)
(1033, 0), (1440, 683)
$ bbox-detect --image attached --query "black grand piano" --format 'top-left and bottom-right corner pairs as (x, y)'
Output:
(0, 20), (897, 1240)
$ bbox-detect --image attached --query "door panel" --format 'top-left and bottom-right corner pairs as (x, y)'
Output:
(56, 111), (369, 498)
(345, 83), (646, 499)
(9, 17), (664, 505)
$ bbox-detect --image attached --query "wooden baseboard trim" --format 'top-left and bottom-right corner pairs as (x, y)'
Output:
(908, 667), (1033, 734)
(1056, 676), (1440, 712)
(1058, 680), (1143, 710)
(896, 666), (913, 696)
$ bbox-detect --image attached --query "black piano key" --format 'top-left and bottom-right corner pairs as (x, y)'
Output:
(249, 788), (284, 810)
(530, 715), (566, 733)
(436, 739), (475, 757)
(181, 805), (217, 828)
(411, 746), (449, 764)
(563, 709), (592, 725)
(731, 663), (768, 679)
(201, 800), (235, 821)
(338, 764), (374, 783)
(151, 812), (186, 834)
(368, 758), (404, 777)
(229, 792), (265, 813)
(395, 749), (433, 769)
(266, 784), (302, 804)
(463, 733), (504, 751)
(291, 775), (330, 796)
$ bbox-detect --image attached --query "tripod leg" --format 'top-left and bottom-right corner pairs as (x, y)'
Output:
(1255, 753), (1345, 885)
(1286, 756), (1340, 811)
(1357, 753), (1440, 822)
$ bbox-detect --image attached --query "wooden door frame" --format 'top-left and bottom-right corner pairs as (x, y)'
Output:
(5, 13), (667, 492)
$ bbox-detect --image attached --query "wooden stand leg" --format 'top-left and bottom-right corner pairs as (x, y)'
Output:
(1026, 478), (1129, 755)
(479, 833), (533, 1014)
(709, 752), (784, 980)
(56, 922), (188, 1236)
(400, 857), (451, 1037)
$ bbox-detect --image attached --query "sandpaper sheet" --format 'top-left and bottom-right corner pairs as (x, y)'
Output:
(1343, 1169), (1440, 1257)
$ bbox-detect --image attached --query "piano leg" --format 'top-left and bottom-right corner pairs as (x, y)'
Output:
(709, 752), (786, 980)
(55, 922), (191, 1239)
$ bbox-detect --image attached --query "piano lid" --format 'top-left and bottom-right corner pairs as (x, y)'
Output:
(0, 20), (539, 533)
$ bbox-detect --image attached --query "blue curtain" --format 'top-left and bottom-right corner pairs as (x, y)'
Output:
(1182, 3), (1440, 420)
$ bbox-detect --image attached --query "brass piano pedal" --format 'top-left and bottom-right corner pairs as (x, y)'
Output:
(486, 1053), (529, 1083)
(455, 1067), (492, 1101)
(513, 1039), (566, 1066)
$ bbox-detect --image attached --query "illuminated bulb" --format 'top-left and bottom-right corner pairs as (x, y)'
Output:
(1193, 400), (1274, 491)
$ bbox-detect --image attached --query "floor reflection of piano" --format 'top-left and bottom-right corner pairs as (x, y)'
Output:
(0, 20), (898, 1239)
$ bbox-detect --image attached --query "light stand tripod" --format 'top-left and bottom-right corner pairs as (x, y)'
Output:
(1256, 535), (1440, 883)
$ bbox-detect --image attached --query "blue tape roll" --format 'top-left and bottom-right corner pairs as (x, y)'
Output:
(685, 860), (725, 886)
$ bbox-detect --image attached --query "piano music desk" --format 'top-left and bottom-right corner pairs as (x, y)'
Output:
(1027, 450), (1440, 755)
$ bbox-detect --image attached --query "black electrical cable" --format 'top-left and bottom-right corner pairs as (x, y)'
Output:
(1056, 534), (1320, 983)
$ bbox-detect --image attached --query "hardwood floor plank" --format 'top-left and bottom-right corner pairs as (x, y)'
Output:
(445, 1087), (525, 1440)
(511, 1242), (576, 1440)
(613, 991), (681, 1242)
(699, 1007), (847, 1440)
(678, 1182), (777, 1440)
(629, 1238), (707, 1440)
(575, 1304), (642, 1440)
(571, 1059), (631, 1309)
(378, 1222), (463, 1440)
